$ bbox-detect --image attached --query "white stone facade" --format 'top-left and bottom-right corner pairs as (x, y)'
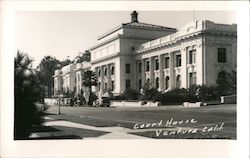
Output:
(135, 20), (237, 92)
(53, 11), (237, 97)
(53, 62), (91, 95)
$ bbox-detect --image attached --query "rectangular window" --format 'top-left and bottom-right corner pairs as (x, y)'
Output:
(111, 81), (114, 91)
(126, 79), (131, 89)
(146, 61), (150, 71)
(189, 72), (197, 86)
(218, 48), (226, 63)
(155, 59), (159, 70)
(139, 79), (142, 89)
(98, 82), (101, 91)
(176, 55), (181, 67)
(189, 50), (196, 64)
(138, 62), (142, 73)
(104, 83), (108, 91)
(126, 64), (130, 73)
(165, 57), (169, 68)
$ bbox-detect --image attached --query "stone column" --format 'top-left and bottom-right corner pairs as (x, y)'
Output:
(170, 52), (175, 89)
(181, 48), (187, 88)
(150, 57), (155, 88)
(100, 66), (104, 93)
(141, 59), (145, 87)
(159, 54), (164, 91)
(79, 71), (82, 94)
(107, 64), (112, 90)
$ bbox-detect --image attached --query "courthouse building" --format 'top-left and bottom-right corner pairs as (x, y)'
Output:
(54, 11), (237, 96)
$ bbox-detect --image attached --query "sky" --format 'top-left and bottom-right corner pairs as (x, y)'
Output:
(15, 11), (237, 67)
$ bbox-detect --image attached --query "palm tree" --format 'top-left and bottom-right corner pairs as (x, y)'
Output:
(82, 70), (97, 105)
(14, 51), (45, 139)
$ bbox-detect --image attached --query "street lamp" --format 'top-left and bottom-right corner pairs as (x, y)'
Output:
(59, 94), (63, 114)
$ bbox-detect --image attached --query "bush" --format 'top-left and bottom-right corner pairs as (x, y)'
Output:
(152, 92), (161, 102)
(100, 97), (110, 107)
(120, 88), (139, 100)
(188, 85), (219, 102)
(159, 85), (221, 105)
(160, 88), (198, 105)
(110, 95), (125, 101)
(89, 92), (98, 106)
(76, 94), (85, 106)
(143, 88), (159, 100)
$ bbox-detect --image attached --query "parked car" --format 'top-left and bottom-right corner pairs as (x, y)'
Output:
(100, 97), (110, 107)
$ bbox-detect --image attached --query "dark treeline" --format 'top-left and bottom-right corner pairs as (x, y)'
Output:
(14, 50), (90, 139)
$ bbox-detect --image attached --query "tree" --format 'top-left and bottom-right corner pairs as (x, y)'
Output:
(37, 56), (60, 98)
(59, 58), (73, 68)
(14, 51), (46, 139)
(82, 70), (97, 105)
(216, 70), (236, 96)
(74, 50), (91, 63)
(140, 81), (159, 101)
(188, 85), (218, 102)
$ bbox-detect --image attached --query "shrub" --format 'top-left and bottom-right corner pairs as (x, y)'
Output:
(152, 92), (161, 102)
(110, 95), (125, 101)
(160, 88), (198, 105)
(143, 88), (159, 100)
(100, 97), (111, 107)
(188, 85), (219, 102)
(120, 88), (139, 100)
(89, 92), (98, 106)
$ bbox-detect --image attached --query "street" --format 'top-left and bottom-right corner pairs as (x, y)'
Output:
(37, 104), (236, 139)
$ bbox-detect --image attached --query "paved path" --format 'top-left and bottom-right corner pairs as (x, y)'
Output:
(43, 117), (147, 139)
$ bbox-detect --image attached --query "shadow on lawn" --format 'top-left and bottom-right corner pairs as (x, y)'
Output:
(25, 125), (110, 140)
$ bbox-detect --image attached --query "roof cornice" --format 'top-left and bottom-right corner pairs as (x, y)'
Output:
(97, 22), (176, 41)
(136, 30), (236, 54)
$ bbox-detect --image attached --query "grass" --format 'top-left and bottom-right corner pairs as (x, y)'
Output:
(45, 104), (236, 139)
(47, 114), (135, 128)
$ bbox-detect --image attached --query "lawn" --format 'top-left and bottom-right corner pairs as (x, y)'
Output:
(46, 104), (236, 139)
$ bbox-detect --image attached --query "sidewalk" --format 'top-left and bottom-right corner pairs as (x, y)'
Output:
(29, 116), (147, 139)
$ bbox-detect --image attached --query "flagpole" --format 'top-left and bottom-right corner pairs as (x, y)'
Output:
(193, 11), (196, 22)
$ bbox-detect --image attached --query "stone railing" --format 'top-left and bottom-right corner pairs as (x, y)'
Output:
(220, 95), (236, 104)
(136, 20), (236, 53)
(110, 100), (160, 108)
(183, 102), (204, 107)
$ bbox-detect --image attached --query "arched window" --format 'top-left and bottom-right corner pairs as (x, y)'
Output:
(104, 68), (107, 76)
(111, 66), (115, 75)
(165, 76), (169, 89)
(147, 78), (150, 84)
(155, 77), (159, 89)
(98, 69), (101, 77)
(176, 75), (181, 89)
